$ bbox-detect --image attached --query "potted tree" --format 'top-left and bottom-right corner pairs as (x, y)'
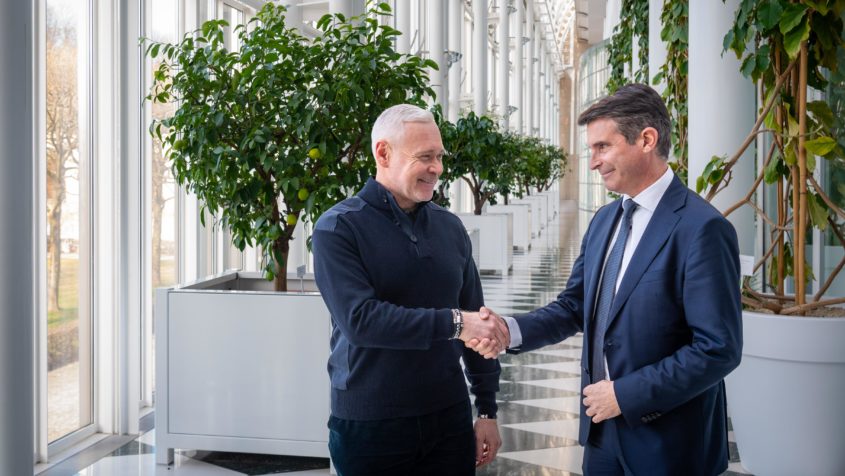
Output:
(697, 2), (845, 474)
(441, 113), (516, 274)
(145, 3), (436, 463)
(147, 3), (435, 291)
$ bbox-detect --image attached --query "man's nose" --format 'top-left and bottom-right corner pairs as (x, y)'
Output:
(590, 154), (601, 170)
(431, 159), (443, 176)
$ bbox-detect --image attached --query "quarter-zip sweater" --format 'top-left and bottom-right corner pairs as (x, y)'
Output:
(312, 178), (500, 421)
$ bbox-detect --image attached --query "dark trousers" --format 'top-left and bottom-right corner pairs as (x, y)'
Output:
(583, 419), (633, 476)
(328, 400), (476, 476)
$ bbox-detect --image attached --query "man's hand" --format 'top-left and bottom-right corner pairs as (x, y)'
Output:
(473, 418), (502, 468)
(460, 308), (510, 358)
(465, 307), (509, 358)
(582, 380), (621, 423)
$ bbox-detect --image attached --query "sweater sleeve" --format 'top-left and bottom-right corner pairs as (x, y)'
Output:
(458, 233), (501, 418)
(312, 217), (454, 350)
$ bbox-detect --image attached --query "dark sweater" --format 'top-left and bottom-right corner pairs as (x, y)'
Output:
(312, 178), (500, 421)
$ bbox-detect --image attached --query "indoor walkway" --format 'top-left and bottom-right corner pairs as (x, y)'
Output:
(56, 200), (750, 475)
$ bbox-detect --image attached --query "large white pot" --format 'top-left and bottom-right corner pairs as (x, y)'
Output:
(726, 310), (845, 476)
(155, 271), (331, 464)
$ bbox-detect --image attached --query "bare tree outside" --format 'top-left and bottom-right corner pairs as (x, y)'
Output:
(149, 0), (179, 290)
(151, 96), (177, 289)
(46, 16), (78, 318)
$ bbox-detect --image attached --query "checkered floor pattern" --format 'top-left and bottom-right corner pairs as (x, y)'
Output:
(52, 201), (752, 475)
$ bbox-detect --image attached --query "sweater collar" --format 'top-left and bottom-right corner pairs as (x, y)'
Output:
(359, 177), (430, 215)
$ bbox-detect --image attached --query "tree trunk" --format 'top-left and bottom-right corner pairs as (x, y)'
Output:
(795, 41), (809, 309)
(47, 203), (63, 312)
(273, 239), (290, 292)
(151, 157), (166, 287)
(774, 50), (785, 296)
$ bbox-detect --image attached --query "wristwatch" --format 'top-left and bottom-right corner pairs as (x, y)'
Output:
(477, 413), (496, 420)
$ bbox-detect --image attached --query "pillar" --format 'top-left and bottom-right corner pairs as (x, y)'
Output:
(689, 0), (755, 254)
(0, 0), (35, 473)
(473, 0), (488, 115)
(496, 0), (510, 129)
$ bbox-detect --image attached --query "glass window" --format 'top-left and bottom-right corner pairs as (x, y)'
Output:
(222, 2), (244, 52)
(820, 29), (845, 297)
(45, 0), (93, 443)
(576, 39), (611, 225)
(142, 0), (181, 408)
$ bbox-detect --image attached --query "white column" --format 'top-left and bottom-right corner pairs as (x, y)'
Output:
(533, 24), (541, 136)
(280, 1), (302, 30)
(540, 43), (548, 140)
(329, 0), (350, 16)
(1, 0), (34, 474)
(649, 0), (667, 95)
(329, 0), (364, 17)
(525, 0), (534, 135)
(689, 0), (755, 254)
(496, 0), (510, 129)
(473, 0), (488, 115)
(513, 0), (524, 132)
(553, 77), (559, 145)
(447, 0), (463, 122)
(395, 0), (411, 54)
(447, 0), (465, 212)
(427, 0), (446, 112)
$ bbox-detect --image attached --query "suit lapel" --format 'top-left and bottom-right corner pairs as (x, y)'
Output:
(606, 176), (687, 327)
(584, 202), (623, 322)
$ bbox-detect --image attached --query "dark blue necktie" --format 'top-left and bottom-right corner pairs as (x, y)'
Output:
(591, 199), (637, 383)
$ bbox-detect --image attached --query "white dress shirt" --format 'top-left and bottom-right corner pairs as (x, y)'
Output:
(503, 166), (675, 352)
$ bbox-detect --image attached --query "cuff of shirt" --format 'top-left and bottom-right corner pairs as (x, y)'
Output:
(501, 315), (522, 349)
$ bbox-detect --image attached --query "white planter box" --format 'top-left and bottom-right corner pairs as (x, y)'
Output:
(513, 196), (547, 236)
(155, 271), (331, 464)
(467, 228), (480, 265)
(726, 310), (845, 476)
(456, 213), (513, 275)
(542, 188), (559, 218)
(486, 204), (531, 251)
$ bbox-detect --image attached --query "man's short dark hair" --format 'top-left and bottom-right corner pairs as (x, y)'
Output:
(577, 83), (671, 159)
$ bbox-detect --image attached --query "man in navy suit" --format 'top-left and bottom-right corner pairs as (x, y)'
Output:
(471, 84), (742, 475)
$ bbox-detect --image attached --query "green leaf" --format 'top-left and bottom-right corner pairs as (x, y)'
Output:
(696, 175), (706, 194)
(805, 0), (829, 15)
(758, 0), (784, 30)
(784, 143), (797, 166)
(807, 193), (828, 230)
(763, 152), (781, 184)
(779, 3), (808, 34)
(807, 100), (835, 127)
(783, 16), (810, 58)
(804, 136), (836, 156)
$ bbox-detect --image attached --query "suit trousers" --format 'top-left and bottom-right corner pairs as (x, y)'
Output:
(584, 418), (633, 476)
(328, 399), (476, 476)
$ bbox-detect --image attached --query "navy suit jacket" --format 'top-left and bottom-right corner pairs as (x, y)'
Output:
(514, 175), (742, 476)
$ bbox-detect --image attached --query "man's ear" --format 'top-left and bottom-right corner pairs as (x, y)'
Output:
(641, 127), (659, 154)
(374, 140), (391, 167)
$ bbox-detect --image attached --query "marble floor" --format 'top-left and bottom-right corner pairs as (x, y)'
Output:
(48, 200), (753, 475)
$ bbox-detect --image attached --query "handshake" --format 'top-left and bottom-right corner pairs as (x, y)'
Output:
(459, 307), (510, 359)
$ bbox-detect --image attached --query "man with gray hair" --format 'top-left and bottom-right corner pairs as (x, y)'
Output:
(312, 104), (509, 475)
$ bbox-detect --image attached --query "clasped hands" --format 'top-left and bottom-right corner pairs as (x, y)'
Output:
(459, 306), (508, 359)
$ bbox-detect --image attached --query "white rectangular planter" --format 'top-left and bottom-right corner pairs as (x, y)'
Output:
(486, 204), (531, 251)
(155, 271), (331, 464)
(542, 188), (560, 218)
(457, 213), (513, 275)
(513, 196), (547, 237)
